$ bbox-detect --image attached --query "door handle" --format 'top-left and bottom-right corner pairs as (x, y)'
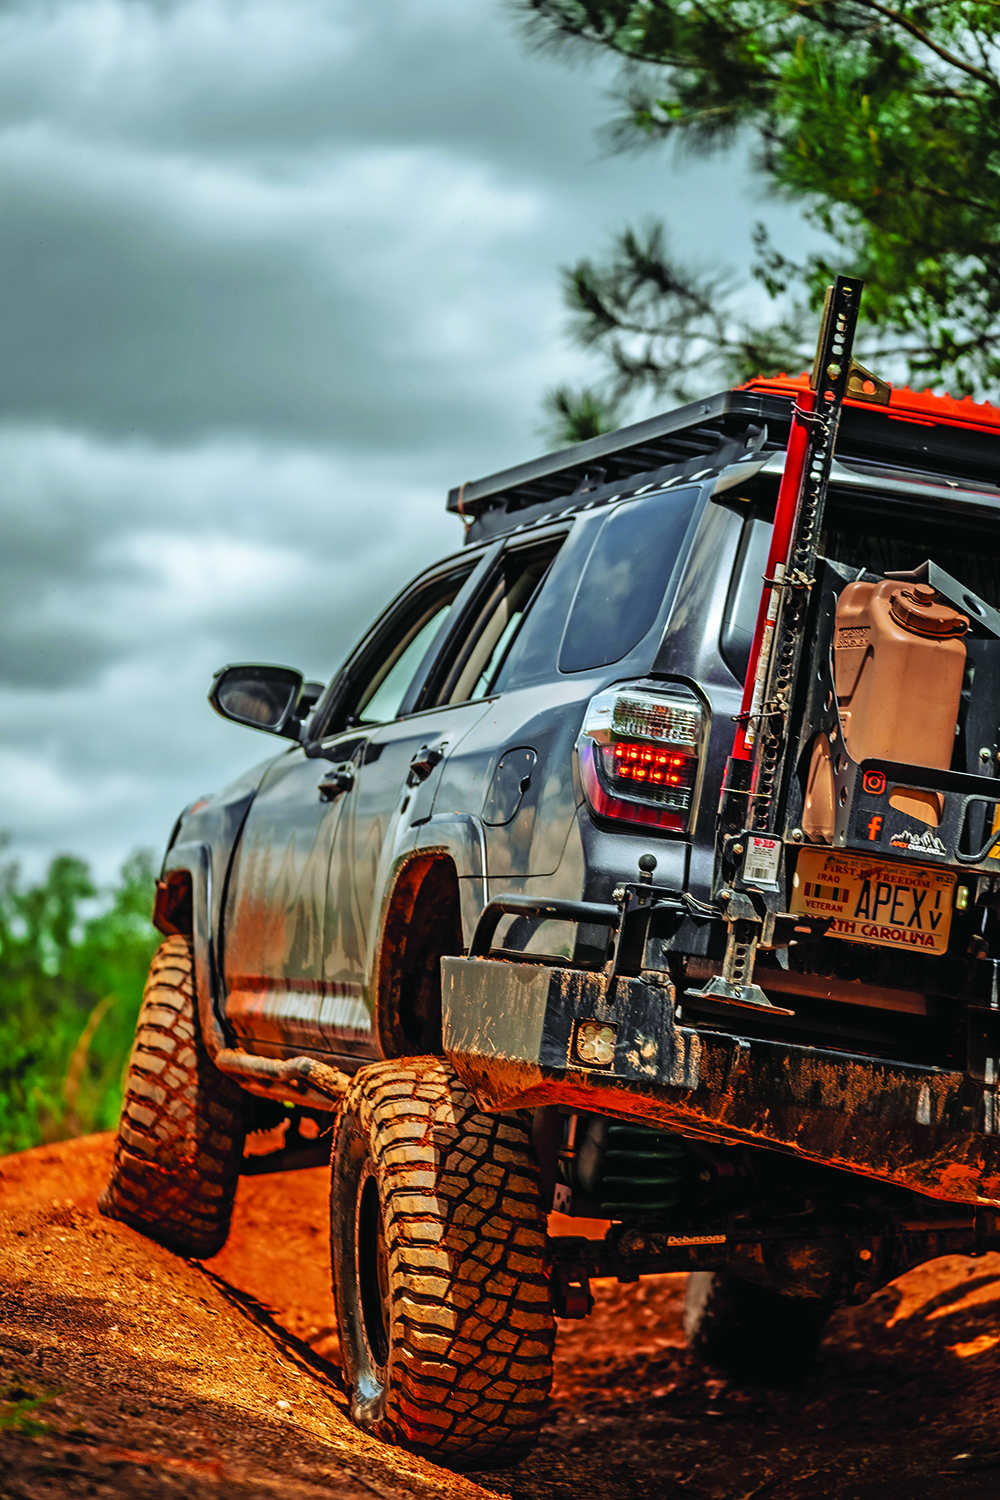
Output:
(406, 744), (445, 787)
(318, 764), (355, 802)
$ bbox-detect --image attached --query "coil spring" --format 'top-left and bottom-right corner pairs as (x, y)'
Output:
(596, 1122), (687, 1217)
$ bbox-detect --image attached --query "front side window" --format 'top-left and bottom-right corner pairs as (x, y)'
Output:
(356, 597), (454, 724)
(335, 567), (472, 730)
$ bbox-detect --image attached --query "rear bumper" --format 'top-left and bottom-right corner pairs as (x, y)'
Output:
(441, 955), (1000, 1208)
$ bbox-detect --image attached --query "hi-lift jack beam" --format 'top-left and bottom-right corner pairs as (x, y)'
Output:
(689, 277), (885, 1013)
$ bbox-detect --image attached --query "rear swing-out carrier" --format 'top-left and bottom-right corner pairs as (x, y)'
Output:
(441, 278), (1000, 1311)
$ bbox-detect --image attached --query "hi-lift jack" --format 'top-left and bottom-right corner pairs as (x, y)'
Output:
(688, 277), (889, 1013)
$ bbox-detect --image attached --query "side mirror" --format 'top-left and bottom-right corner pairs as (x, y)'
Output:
(209, 663), (305, 738)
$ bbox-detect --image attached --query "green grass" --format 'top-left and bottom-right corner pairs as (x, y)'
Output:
(0, 843), (160, 1156)
(0, 1384), (57, 1435)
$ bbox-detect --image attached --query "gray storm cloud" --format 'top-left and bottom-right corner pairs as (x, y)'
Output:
(0, 0), (814, 879)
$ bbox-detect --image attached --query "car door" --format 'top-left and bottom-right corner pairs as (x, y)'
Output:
(317, 556), (495, 1001)
(220, 731), (368, 1057)
(221, 550), (491, 1060)
(327, 535), (569, 998)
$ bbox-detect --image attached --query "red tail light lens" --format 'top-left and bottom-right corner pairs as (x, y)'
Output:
(577, 684), (704, 831)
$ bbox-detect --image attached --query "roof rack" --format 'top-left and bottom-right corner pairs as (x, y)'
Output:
(449, 380), (1000, 544)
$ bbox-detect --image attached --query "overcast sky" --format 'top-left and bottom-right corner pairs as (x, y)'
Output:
(1, 0), (816, 886)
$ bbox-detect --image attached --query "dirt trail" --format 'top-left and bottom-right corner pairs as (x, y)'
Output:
(2, 1135), (1000, 1500)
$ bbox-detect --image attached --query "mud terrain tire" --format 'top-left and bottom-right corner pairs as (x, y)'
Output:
(330, 1058), (554, 1468)
(99, 935), (245, 1258)
(684, 1271), (834, 1383)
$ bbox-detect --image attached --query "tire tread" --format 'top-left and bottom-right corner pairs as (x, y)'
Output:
(333, 1057), (554, 1466)
(684, 1270), (833, 1383)
(98, 934), (244, 1258)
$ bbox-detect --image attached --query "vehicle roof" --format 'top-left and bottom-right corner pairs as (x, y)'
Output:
(450, 378), (1000, 545)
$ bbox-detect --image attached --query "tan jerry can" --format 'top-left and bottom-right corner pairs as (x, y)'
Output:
(802, 581), (968, 841)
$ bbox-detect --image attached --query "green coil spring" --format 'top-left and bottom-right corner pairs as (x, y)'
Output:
(596, 1122), (687, 1217)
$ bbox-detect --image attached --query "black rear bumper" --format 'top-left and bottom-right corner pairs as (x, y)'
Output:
(441, 954), (1000, 1208)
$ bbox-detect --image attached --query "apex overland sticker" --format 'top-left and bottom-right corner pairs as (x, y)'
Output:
(889, 828), (948, 858)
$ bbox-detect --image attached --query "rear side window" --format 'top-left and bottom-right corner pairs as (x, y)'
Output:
(558, 488), (698, 673)
(720, 514), (772, 685)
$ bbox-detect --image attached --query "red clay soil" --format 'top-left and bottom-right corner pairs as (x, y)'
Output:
(2, 1133), (1000, 1500)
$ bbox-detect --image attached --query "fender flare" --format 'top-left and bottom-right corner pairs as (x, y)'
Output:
(412, 812), (488, 944)
(161, 840), (226, 1056)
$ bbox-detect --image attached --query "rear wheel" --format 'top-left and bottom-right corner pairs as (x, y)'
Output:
(684, 1271), (834, 1384)
(331, 1058), (554, 1468)
(98, 935), (245, 1258)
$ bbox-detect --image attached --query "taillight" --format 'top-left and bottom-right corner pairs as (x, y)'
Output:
(577, 683), (705, 831)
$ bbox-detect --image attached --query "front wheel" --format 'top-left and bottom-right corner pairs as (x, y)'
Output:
(330, 1058), (554, 1468)
(99, 935), (245, 1258)
(684, 1271), (834, 1384)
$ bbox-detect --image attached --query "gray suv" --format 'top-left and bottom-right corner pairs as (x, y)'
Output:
(101, 376), (1000, 1469)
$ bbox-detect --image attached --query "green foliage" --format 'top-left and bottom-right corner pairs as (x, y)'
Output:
(515, 2), (1000, 405)
(556, 219), (812, 407)
(0, 844), (159, 1155)
(0, 1385), (55, 1435)
(541, 382), (626, 443)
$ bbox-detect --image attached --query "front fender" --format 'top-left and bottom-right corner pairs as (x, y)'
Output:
(161, 840), (228, 1058)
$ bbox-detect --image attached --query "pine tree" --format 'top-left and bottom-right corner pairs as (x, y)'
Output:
(515, 2), (1000, 435)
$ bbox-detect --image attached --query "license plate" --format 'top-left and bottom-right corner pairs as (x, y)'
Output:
(790, 848), (957, 956)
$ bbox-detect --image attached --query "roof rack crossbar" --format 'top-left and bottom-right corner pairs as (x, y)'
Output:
(462, 424), (773, 544)
(447, 391), (781, 523)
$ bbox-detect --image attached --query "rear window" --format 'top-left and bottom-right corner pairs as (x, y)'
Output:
(558, 488), (698, 673)
(822, 494), (1000, 609)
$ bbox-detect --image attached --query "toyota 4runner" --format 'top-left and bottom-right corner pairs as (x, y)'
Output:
(101, 284), (1000, 1468)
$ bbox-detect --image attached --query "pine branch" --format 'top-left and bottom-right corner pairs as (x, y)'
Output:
(851, 0), (1000, 88)
(540, 384), (625, 443)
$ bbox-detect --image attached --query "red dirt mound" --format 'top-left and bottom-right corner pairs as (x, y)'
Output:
(2, 1133), (1000, 1499)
